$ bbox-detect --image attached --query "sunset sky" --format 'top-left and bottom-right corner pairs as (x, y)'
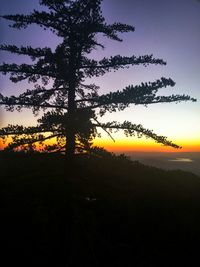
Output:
(0, 0), (200, 152)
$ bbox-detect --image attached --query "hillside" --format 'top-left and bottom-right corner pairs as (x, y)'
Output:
(1, 151), (200, 266)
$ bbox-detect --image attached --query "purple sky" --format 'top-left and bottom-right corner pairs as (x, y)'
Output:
(0, 0), (200, 150)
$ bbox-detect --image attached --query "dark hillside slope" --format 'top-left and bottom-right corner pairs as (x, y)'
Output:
(1, 152), (200, 266)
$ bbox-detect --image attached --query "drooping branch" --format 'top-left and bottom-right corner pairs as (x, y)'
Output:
(92, 118), (115, 142)
(93, 121), (181, 148)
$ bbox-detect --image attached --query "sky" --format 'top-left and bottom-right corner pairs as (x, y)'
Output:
(0, 0), (200, 152)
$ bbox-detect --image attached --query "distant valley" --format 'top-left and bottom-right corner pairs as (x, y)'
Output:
(121, 152), (200, 176)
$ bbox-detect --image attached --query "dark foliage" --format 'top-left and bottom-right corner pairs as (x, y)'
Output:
(0, 0), (196, 155)
(1, 152), (200, 266)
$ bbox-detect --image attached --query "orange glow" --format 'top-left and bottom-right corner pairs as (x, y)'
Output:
(0, 140), (4, 150)
(0, 136), (200, 152)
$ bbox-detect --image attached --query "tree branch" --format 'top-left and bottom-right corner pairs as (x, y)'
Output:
(0, 129), (59, 136)
(77, 77), (196, 111)
(6, 133), (62, 150)
(93, 121), (181, 148)
(0, 101), (67, 110)
(80, 54), (166, 70)
(0, 44), (53, 59)
(92, 118), (115, 142)
(0, 63), (57, 79)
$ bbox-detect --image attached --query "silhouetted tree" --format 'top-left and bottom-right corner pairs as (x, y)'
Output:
(0, 0), (196, 156)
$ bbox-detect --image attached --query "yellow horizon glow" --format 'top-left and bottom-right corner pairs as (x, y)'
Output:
(0, 136), (200, 153)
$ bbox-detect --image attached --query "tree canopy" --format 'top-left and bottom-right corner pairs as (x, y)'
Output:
(0, 0), (196, 156)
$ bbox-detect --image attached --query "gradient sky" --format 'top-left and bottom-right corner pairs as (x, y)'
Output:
(0, 0), (200, 152)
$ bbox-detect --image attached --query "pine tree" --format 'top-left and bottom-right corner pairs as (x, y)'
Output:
(0, 0), (196, 156)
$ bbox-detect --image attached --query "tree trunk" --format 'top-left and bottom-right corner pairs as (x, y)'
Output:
(66, 33), (78, 158)
(66, 126), (75, 158)
(66, 37), (76, 158)
(66, 78), (76, 158)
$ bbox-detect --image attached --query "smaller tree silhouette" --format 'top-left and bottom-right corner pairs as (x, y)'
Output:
(0, 0), (196, 156)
